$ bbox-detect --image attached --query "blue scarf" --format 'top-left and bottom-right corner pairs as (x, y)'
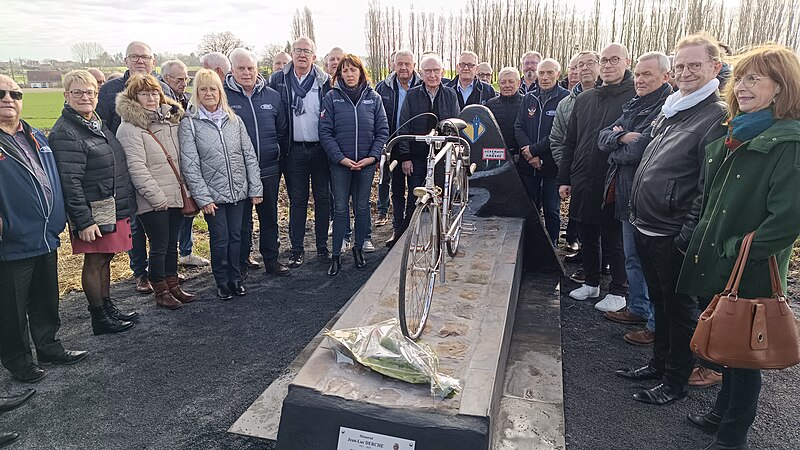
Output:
(725, 108), (776, 149)
(289, 69), (317, 116)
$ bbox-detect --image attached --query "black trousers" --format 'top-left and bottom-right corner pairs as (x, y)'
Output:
(255, 175), (280, 262)
(389, 158), (425, 233)
(285, 143), (330, 253)
(240, 201), (255, 269)
(714, 367), (761, 446)
(576, 208), (627, 295)
(634, 230), (697, 391)
(138, 208), (182, 283)
(0, 251), (65, 372)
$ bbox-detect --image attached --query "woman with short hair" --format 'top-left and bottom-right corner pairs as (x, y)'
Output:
(50, 69), (137, 334)
(179, 69), (263, 300)
(116, 73), (195, 309)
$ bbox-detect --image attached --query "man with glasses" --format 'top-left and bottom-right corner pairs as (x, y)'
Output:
(270, 37), (332, 268)
(557, 43), (634, 315)
(96, 41), (176, 295)
(519, 51), (542, 94)
(477, 62), (494, 85)
(619, 33), (727, 406)
(87, 68), (106, 87)
(446, 51), (496, 108)
(0, 75), (88, 384)
(387, 54), (460, 248)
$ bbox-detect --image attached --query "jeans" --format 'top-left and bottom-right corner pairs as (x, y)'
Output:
(240, 201), (254, 268)
(634, 230), (697, 391)
(286, 143), (330, 253)
(0, 251), (65, 372)
(178, 216), (195, 257)
(520, 172), (560, 245)
(204, 202), (244, 286)
(390, 158), (425, 233)
(255, 175), (280, 262)
(577, 209), (627, 295)
(622, 220), (654, 331)
(138, 208), (182, 283)
(714, 367), (761, 446)
(330, 163), (374, 256)
(377, 160), (391, 215)
(128, 215), (148, 279)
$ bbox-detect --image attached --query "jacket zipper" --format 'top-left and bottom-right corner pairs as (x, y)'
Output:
(344, 89), (369, 161)
(629, 119), (670, 222)
(4, 137), (52, 252)
(246, 91), (261, 160)
(205, 117), (237, 201)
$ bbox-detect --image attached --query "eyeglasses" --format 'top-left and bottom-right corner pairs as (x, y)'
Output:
(599, 56), (622, 66)
(0, 89), (23, 100)
(422, 68), (441, 75)
(136, 91), (160, 99)
(478, 72), (492, 78)
(568, 66), (578, 71)
(68, 89), (97, 99)
(127, 54), (153, 62)
(168, 75), (191, 85)
(458, 62), (476, 69)
(734, 74), (771, 88)
(674, 60), (712, 74)
(293, 48), (313, 56)
(576, 60), (598, 69)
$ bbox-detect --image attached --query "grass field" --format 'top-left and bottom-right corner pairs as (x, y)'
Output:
(21, 89), (63, 130)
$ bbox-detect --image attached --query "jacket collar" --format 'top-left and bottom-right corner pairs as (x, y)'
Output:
(386, 71), (421, 92)
(448, 75), (483, 92)
(663, 92), (721, 125)
(283, 62), (329, 87)
(115, 94), (184, 129)
(224, 72), (266, 96)
(745, 119), (800, 154)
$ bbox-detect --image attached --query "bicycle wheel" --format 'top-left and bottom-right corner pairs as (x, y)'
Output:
(446, 155), (469, 257)
(398, 201), (440, 340)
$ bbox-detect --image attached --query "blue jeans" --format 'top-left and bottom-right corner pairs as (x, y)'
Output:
(622, 220), (654, 331)
(178, 216), (194, 257)
(286, 143), (330, 253)
(128, 215), (148, 279)
(330, 163), (374, 256)
(204, 202), (244, 286)
(520, 173), (560, 245)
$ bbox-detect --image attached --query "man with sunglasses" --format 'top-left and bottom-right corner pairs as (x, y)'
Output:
(446, 51), (496, 108)
(0, 75), (88, 384)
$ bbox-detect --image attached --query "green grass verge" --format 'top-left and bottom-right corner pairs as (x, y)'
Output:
(22, 90), (63, 130)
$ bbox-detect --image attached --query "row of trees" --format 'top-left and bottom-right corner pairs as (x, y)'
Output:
(364, 0), (800, 80)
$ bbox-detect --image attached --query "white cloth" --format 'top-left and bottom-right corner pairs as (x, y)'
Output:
(292, 71), (321, 142)
(661, 78), (719, 119)
(199, 105), (227, 129)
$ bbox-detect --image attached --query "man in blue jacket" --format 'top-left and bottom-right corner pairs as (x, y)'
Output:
(0, 75), (87, 383)
(446, 51), (496, 108)
(226, 48), (291, 278)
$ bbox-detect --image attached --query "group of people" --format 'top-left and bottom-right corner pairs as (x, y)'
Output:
(0, 31), (799, 450)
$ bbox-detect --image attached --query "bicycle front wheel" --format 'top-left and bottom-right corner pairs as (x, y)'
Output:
(446, 157), (468, 257)
(398, 201), (440, 340)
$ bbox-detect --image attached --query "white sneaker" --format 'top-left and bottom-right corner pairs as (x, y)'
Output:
(340, 237), (351, 253)
(328, 221), (333, 236)
(363, 239), (376, 253)
(594, 294), (627, 312)
(569, 284), (600, 301)
(179, 253), (210, 267)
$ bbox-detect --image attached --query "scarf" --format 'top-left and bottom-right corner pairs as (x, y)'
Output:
(340, 81), (366, 105)
(661, 78), (719, 118)
(199, 105), (227, 129)
(289, 69), (317, 116)
(65, 104), (102, 133)
(724, 109), (776, 150)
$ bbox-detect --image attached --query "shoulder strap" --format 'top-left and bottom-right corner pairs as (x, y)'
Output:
(146, 129), (184, 185)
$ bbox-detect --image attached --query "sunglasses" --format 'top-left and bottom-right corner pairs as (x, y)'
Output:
(0, 89), (23, 100)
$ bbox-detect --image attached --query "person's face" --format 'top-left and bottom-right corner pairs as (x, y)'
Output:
(326, 51), (343, 77)
(64, 81), (97, 118)
(273, 54), (290, 72)
(458, 54), (478, 83)
(634, 59), (669, 97)
(394, 54), (415, 82)
(91, 71), (106, 87)
(567, 60), (580, 85)
(576, 54), (600, 85)
(599, 45), (630, 85)
(522, 55), (540, 80)
(498, 73), (518, 96)
(232, 57), (257, 92)
(673, 45), (721, 96)
(165, 66), (189, 96)
(292, 42), (316, 72)
(477, 69), (492, 84)
(125, 44), (155, 74)
(341, 63), (361, 88)
(421, 59), (443, 89)
(197, 83), (220, 111)
(0, 78), (23, 123)
(537, 61), (560, 90)
(734, 72), (780, 114)
(135, 89), (160, 111)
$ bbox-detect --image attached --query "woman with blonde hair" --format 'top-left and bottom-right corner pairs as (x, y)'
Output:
(116, 73), (195, 309)
(179, 69), (262, 301)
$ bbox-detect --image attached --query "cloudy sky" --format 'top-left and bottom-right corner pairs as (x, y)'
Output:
(4, 0), (455, 61)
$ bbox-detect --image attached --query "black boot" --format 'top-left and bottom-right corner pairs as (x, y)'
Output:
(103, 297), (138, 321)
(328, 255), (341, 276)
(89, 305), (134, 335)
(353, 248), (366, 270)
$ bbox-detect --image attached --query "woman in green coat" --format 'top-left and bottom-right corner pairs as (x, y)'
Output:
(676, 45), (800, 450)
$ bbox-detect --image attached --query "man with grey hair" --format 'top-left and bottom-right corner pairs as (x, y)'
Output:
(476, 62), (493, 84)
(519, 50), (542, 94)
(446, 50), (495, 108)
(486, 67), (523, 161)
(272, 51), (291, 73)
(160, 60), (190, 109)
(200, 51), (231, 82)
(87, 68), (106, 87)
(324, 47), (345, 83)
(597, 51), (672, 347)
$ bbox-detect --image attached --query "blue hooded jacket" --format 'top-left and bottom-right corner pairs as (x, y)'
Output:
(319, 81), (389, 164)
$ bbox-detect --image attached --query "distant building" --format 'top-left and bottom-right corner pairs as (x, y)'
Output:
(27, 70), (63, 88)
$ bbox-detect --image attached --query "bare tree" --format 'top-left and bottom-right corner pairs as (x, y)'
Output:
(292, 6), (316, 42)
(71, 42), (105, 65)
(260, 43), (286, 68)
(197, 31), (249, 56)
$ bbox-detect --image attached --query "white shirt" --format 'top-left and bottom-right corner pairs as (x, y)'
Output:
(292, 71), (321, 142)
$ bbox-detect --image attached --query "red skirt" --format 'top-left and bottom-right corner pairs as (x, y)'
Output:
(70, 218), (133, 255)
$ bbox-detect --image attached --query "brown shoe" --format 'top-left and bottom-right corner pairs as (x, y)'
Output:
(177, 273), (186, 283)
(689, 366), (722, 389)
(152, 281), (182, 310)
(135, 275), (153, 294)
(165, 276), (195, 303)
(624, 329), (655, 346)
(605, 309), (648, 325)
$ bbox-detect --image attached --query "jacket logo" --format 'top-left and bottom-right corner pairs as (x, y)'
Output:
(320, 109), (326, 118)
(363, 99), (374, 104)
(333, 98), (345, 103)
(527, 106), (537, 117)
(546, 110), (556, 116)
(39, 145), (52, 153)
(231, 104), (242, 109)
(261, 104), (273, 110)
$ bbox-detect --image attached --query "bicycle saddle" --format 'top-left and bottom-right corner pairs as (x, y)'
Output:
(437, 118), (468, 134)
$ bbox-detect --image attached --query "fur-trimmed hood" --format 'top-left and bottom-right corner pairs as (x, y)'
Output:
(115, 93), (185, 129)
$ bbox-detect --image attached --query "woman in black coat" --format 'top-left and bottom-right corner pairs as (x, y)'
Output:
(50, 70), (137, 335)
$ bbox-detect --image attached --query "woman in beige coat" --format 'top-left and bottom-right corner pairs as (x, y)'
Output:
(116, 73), (194, 309)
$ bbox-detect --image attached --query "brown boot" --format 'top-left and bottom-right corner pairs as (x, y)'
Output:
(165, 276), (195, 303)
(135, 275), (153, 294)
(152, 281), (182, 310)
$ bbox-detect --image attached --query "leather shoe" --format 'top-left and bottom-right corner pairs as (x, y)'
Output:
(633, 383), (687, 405)
(328, 255), (341, 276)
(605, 309), (647, 325)
(689, 366), (723, 389)
(624, 329), (655, 346)
(245, 256), (261, 269)
(38, 350), (88, 366)
(228, 281), (246, 296)
(353, 248), (366, 269)
(564, 250), (582, 263)
(386, 232), (400, 249)
(135, 275), (153, 294)
(0, 432), (19, 448)
(10, 365), (47, 383)
(264, 260), (290, 277)
(687, 410), (723, 433)
(616, 365), (663, 381)
(701, 439), (749, 450)
(217, 284), (233, 301)
(0, 389), (35, 412)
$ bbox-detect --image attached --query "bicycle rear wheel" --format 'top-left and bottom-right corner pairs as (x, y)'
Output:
(399, 201), (440, 340)
(446, 156), (468, 257)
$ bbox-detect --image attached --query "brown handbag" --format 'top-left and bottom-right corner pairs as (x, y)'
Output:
(146, 130), (199, 217)
(690, 232), (800, 369)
